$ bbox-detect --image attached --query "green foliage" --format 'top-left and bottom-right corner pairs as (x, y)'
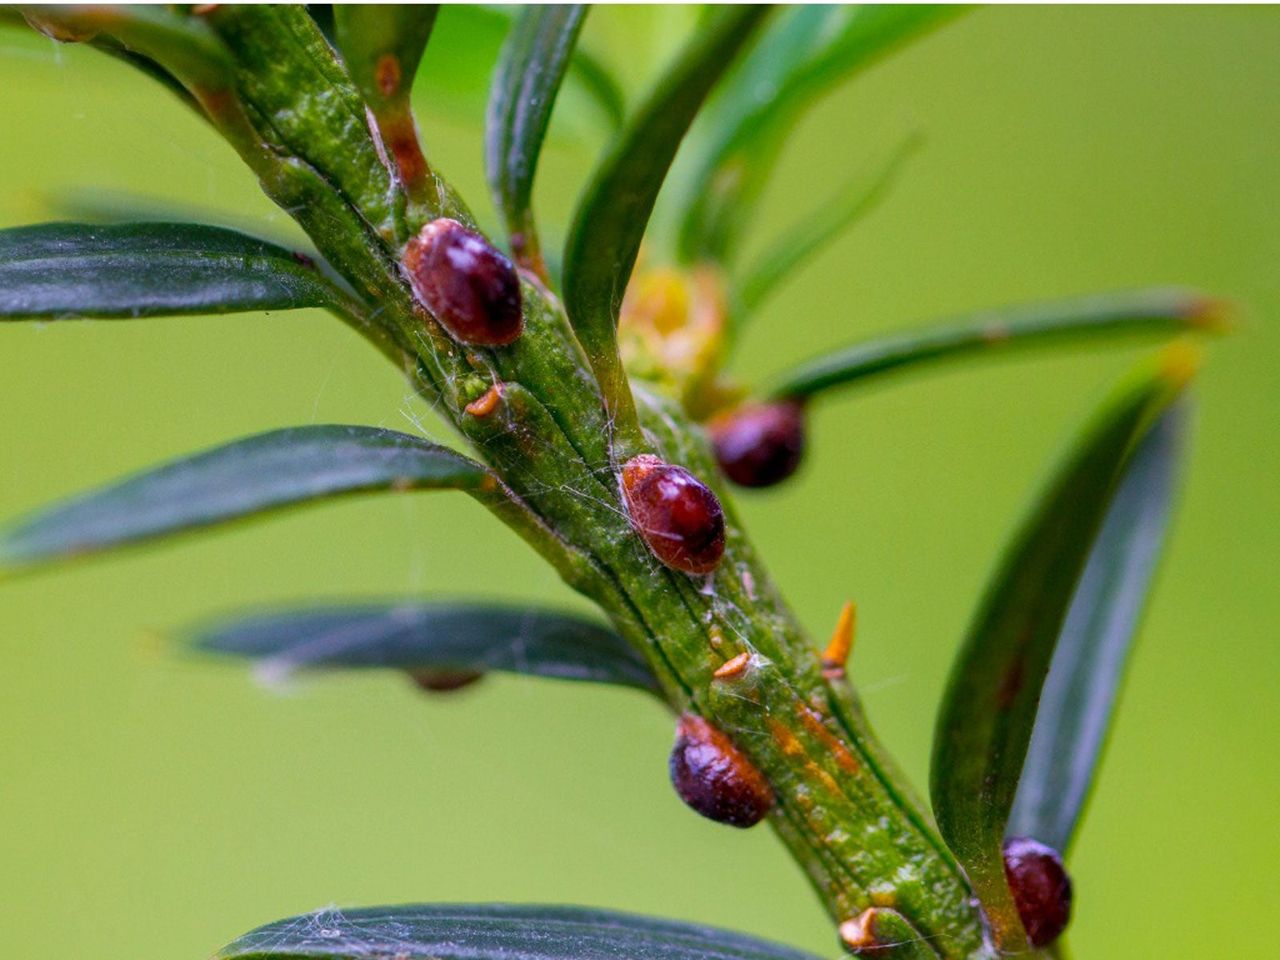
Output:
(562, 5), (767, 427)
(0, 426), (491, 574)
(194, 601), (660, 694)
(0, 222), (353, 320)
(1008, 403), (1185, 854)
(929, 352), (1193, 950)
(486, 5), (588, 274)
(735, 132), (920, 318)
(676, 5), (962, 264)
(333, 6), (437, 119)
(0, 6), (1226, 959)
(215, 904), (824, 960)
(766, 288), (1221, 401)
(422, 5), (622, 138)
(333, 5), (439, 215)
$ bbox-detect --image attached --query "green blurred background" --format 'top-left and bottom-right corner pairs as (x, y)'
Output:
(1, 7), (1277, 958)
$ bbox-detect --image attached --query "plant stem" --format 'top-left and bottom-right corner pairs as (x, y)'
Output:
(84, 10), (996, 958)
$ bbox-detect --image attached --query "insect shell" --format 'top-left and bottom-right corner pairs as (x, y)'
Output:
(621, 455), (726, 575)
(668, 713), (773, 828)
(708, 400), (807, 489)
(1003, 836), (1073, 947)
(402, 218), (523, 346)
(408, 669), (484, 693)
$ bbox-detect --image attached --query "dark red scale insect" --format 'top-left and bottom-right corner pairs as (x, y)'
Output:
(1003, 836), (1073, 948)
(621, 455), (725, 575)
(402, 218), (523, 346)
(669, 713), (773, 828)
(708, 400), (807, 489)
(408, 669), (484, 693)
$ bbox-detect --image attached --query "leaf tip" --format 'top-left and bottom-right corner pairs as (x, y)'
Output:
(1183, 294), (1236, 334)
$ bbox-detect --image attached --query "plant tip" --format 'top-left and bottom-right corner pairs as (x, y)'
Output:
(1185, 295), (1235, 334)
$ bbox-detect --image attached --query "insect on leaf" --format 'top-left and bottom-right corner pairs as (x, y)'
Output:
(192, 601), (661, 695)
(929, 347), (1196, 950)
(1008, 402), (1187, 854)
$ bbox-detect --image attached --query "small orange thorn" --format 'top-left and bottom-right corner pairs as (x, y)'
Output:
(838, 908), (904, 954)
(838, 911), (877, 951)
(465, 382), (503, 417)
(714, 652), (750, 680)
(822, 601), (856, 680)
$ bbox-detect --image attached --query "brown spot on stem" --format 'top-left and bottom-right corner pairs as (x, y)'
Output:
(769, 718), (805, 759)
(797, 705), (859, 775)
(981, 322), (1011, 344)
(1184, 295), (1235, 332)
(386, 121), (429, 194)
(768, 719), (841, 795)
(375, 53), (402, 97)
(508, 232), (550, 285)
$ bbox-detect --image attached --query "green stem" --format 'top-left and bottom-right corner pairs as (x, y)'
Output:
(45, 9), (998, 958)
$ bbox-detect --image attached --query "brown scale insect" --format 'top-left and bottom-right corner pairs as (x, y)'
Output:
(669, 713), (773, 828)
(621, 455), (725, 575)
(708, 399), (807, 489)
(408, 670), (484, 693)
(1003, 836), (1073, 948)
(402, 218), (523, 346)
